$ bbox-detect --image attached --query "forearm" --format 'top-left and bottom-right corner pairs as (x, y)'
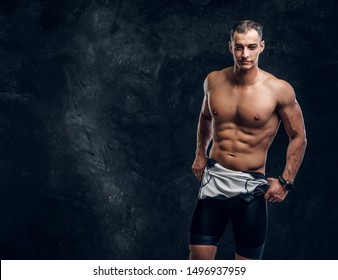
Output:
(195, 113), (212, 157)
(282, 135), (307, 182)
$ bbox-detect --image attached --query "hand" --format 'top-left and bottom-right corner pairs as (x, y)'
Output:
(191, 156), (207, 181)
(264, 177), (288, 202)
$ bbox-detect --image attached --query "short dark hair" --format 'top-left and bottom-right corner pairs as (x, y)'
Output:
(230, 20), (263, 41)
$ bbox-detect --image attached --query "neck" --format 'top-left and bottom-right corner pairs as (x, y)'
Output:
(232, 65), (260, 85)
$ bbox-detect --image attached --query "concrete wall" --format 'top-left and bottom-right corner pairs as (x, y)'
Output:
(0, 0), (336, 259)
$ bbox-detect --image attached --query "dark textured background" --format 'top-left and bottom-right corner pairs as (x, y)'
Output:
(0, 0), (337, 260)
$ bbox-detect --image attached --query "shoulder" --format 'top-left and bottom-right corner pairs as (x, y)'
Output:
(206, 67), (233, 80)
(262, 73), (296, 106)
(203, 67), (231, 91)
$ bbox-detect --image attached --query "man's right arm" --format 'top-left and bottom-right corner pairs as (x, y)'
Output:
(191, 77), (213, 180)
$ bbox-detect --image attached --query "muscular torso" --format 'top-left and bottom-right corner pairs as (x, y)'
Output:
(206, 67), (281, 173)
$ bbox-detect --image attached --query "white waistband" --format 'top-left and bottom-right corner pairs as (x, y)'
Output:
(198, 162), (269, 199)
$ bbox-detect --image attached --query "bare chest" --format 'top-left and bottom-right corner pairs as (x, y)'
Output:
(208, 87), (278, 127)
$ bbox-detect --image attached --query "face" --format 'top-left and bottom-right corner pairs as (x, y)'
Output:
(229, 29), (265, 71)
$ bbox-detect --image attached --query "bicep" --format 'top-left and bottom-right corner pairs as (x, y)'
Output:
(201, 77), (212, 120)
(277, 92), (306, 139)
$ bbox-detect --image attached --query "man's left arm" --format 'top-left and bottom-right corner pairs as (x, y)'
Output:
(265, 82), (307, 202)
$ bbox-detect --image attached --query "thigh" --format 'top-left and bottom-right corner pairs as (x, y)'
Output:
(231, 195), (268, 249)
(190, 197), (230, 245)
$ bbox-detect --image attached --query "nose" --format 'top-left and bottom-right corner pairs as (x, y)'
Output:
(242, 48), (249, 59)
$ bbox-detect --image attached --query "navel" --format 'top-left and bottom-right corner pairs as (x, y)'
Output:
(212, 110), (218, 115)
(254, 115), (260, 121)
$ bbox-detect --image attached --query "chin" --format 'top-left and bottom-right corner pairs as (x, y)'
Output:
(238, 64), (253, 71)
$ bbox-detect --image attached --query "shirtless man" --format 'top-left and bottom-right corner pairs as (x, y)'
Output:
(189, 20), (307, 260)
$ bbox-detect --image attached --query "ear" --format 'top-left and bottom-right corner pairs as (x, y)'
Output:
(229, 41), (233, 54)
(260, 40), (265, 53)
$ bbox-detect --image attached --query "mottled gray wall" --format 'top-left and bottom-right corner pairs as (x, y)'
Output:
(0, 0), (337, 259)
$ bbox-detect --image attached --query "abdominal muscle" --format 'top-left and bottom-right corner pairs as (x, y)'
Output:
(209, 125), (276, 174)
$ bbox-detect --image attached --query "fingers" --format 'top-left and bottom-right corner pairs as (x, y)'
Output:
(192, 156), (207, 181)
(264, 178), (288, 203)
(264, 190), (287, 202)
(192, 167), (203, 180)
(265, 195), (279, 203)
(266, 196), (283, 203)
(192, 163), (205, 180)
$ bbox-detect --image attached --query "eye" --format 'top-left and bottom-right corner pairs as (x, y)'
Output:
(234, 45), (243, 50)
(249, 45), (257, 50)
